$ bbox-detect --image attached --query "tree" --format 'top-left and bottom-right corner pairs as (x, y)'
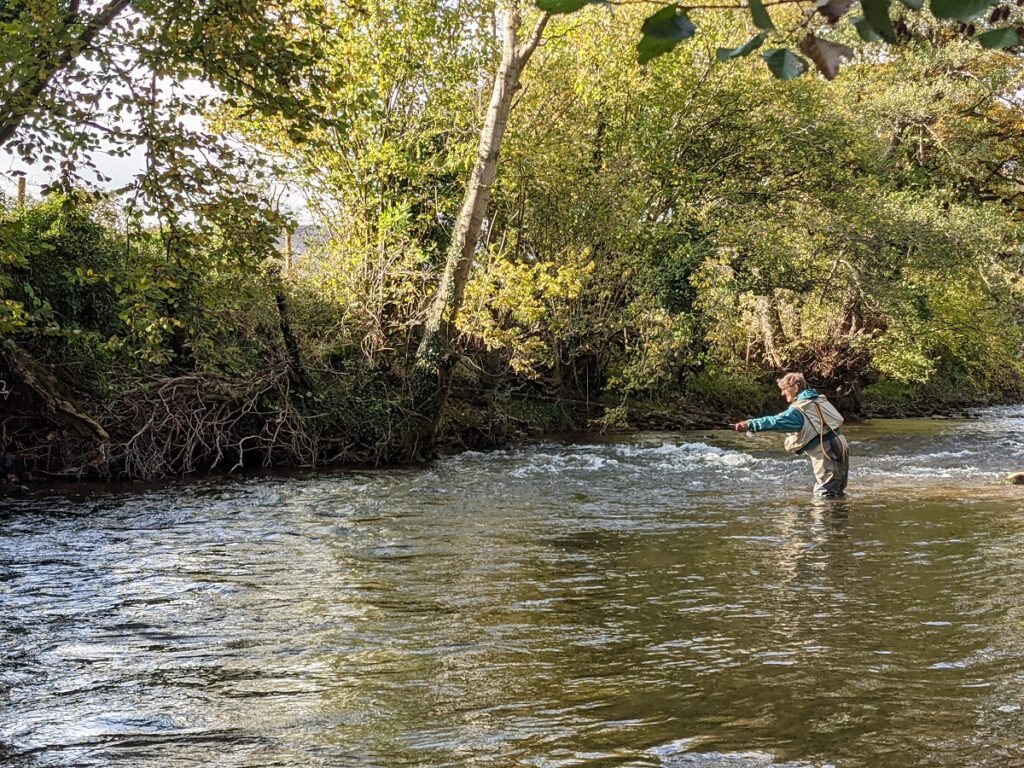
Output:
(470, 4), (1024, 411)
(2, 0), (341, 373)
(409, 2), (550, 447)
(211, 0), (500, 371)
(405, 0), (1024, 446)
(0, 0), (333, 169)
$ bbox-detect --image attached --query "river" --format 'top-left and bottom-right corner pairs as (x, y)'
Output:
(2, 407), (1023, 767)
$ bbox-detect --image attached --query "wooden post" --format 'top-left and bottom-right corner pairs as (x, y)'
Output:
(17, 176), (26, 208)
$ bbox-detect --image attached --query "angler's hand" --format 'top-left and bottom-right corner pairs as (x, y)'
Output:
(731, 421), (749, 432)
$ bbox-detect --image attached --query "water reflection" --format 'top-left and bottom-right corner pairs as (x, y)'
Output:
(2, 408), (1024, 767)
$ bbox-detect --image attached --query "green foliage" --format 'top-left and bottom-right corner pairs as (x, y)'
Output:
(536, 0), (1021, 66)
(486, 6), (1024, 405)
(2, 195), (127, 366)
(8, 0), (1024, 481)
(861, 0), (898, 43)
(683, 370), (777, 415)
(0, 214), (32, 337)
(216, 0), (496, 371)
(502, 396), (573, 432)
(852, 16), (883, 41)
(536, 0), (600, 11)
(0, 0), (339, 251)
(461, 246), (594, 378)
(1, 192), (287, 385)
(748, 0), (775, 31)
(861, 352), (1020, 414)
(290, 202), (435, 367)
(978, 27), (1021, 48)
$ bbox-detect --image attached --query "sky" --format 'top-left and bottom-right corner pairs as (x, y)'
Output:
(1, 10), (314, 223)
(1, 129), (313, 224)
(2, 143), (146, 199)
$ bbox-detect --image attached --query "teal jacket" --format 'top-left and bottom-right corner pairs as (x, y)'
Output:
(747, 389), (843, 451)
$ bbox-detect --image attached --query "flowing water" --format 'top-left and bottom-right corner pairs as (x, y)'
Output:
(2, 407), (1024, 768)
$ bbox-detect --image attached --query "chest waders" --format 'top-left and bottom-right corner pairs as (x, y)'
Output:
(810, 401), (847, 462)
(783, 394), (850, 497)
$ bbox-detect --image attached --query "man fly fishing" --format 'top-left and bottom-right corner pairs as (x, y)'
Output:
(731, 372), (850, 497)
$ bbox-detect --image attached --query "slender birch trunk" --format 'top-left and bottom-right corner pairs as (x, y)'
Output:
(757, 294), (786, 370)
(410, 2), (548, 452)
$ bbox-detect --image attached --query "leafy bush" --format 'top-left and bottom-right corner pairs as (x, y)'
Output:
(683, 369), (776, 415)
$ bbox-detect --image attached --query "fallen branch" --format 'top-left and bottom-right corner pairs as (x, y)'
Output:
(3, 347), (109, 442)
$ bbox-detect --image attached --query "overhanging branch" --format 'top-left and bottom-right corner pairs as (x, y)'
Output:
(0, 0), (132, 148)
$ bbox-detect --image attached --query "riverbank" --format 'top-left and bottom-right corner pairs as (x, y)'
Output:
(5, 362), (1021, 490)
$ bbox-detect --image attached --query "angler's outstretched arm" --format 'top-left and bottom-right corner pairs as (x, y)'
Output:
(732, 408), (803, 433)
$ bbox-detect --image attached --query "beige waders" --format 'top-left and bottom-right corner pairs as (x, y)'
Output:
(804, 430), (850, 497)
(784, 395), (850, 497)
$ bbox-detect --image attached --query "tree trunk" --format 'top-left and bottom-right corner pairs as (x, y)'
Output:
(2, 347), (109, 442)
(757, 294), (786, 370)
(273, 272), (310, 388)
(410, 3), (548, 452)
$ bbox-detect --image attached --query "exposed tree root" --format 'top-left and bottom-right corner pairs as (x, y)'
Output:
(3, 348), (109, 442)
(2, 361), (425, 481)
